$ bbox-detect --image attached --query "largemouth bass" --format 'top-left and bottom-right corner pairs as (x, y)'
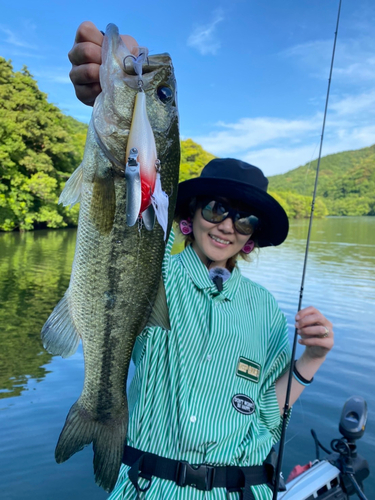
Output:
(41, 24), (180, 492)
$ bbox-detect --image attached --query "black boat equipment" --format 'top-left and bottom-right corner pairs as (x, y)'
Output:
(279, 396), (370, 499)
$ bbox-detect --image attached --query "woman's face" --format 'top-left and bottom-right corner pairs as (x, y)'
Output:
(191, 203), (251, 269)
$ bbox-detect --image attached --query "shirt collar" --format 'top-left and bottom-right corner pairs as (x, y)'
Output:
(179, 244), (242, 301)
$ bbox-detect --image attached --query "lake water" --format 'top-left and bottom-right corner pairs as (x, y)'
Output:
(0, 217), (374, 499)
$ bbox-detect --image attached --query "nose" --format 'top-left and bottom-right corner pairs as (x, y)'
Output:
(217, 216), (235, 233)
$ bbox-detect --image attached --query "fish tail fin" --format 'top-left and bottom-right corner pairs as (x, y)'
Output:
(41, 292), (80, 358)
(59, 163), (83, 207)
(56, 400), (128, 492)
(92, 416), (128, 492)
(55, 401), (95, 462)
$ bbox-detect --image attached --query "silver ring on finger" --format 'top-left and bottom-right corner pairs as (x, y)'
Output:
(321, 326), (329, 338)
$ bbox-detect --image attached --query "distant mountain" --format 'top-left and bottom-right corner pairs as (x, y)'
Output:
(269, 145), (375, 216)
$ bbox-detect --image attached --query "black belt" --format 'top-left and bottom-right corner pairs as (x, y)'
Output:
(123, 445), (276, 500)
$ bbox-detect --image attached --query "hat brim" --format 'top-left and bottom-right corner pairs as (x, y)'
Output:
(175, 177), (289, 247)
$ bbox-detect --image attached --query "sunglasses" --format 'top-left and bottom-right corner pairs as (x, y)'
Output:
(201, 200), (260, 236)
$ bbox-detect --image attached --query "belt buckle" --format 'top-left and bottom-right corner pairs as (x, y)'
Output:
(176, 461), (215, 491)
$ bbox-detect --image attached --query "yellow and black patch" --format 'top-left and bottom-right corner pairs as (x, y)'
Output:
(236, 357), (261, 383)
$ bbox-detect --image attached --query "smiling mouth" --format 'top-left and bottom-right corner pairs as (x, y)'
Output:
(209, 234), (231, 245)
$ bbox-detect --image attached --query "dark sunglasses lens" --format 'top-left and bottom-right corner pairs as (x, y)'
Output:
(235, 215), (259, 235)
(202, 201), (259, 235)
(202, 201), (228, 222)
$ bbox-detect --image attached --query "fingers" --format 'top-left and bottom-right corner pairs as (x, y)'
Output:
(295, 307), (332, 333)
(68, 23), (139, 66)
(74, 21), (104, 45)
(69, 22), (103, 67)
(68, 22), (104, 106)
(297, 324), (331, 338)
(69, 40), (103, 68)
(68, 22), (140, 106)
(295, 306), (334, 359)
(70, 60), (101, 86)
(72, 82), (102, 107)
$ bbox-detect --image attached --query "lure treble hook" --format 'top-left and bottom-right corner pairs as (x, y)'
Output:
(123, 49), (149, 91)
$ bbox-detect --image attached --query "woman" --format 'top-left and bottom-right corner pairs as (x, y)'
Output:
(69, 23), (334, 500)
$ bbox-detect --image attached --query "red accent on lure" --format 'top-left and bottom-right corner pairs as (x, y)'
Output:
(140, 171), (156, 214)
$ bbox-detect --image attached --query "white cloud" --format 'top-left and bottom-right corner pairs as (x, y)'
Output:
(196, 117), (320, 155)
(33, 69), (71, 84)
(0, 45), (44, 60)
(281, 36), (375, 84)
(242, 145), (322, 177)
(187, 10), (224, 55)
(240, 126), (375, 177)
(191, 91), (375, 176)
(0, 26), (37, 50)
(329, 90), (375, 117)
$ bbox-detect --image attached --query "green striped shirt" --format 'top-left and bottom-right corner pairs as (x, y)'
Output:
(109, 230), (291, 500)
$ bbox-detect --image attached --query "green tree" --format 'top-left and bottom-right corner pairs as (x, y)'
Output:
(179, 138), (216, 182)
(0, 58), (86, 231)
(270, 190), (328, 219)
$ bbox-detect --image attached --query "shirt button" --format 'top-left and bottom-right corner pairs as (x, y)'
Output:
(207, 354), (212, 361)
(190, 416), (197, 423)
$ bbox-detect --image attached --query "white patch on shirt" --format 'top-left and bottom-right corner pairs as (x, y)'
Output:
(232, 394), (255, 415)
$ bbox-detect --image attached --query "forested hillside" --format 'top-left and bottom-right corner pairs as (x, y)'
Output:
(1, 58), (373, 231)
(269, 145), (375, 216)
(0, 58), (85, 231)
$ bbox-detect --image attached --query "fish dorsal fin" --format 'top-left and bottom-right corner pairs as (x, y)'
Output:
(41, 291), (80, 358)
(59, 164), (83, 207)
(147, 276), (171, 331)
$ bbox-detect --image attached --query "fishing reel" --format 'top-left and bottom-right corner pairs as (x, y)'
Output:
(311, 396), (370, 499)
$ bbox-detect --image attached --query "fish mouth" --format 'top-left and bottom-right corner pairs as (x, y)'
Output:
(123, 53), (173, 76)
(121, 53), (175, 92)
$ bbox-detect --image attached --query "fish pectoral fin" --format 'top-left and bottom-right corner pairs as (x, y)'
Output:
(147, 276), (171, 331)
(41, 292), (80, 358)
(89, 172), (116, 234)
(141, 204), (156, 230)
(56, 399), (128, 493)
(59, 163), (83, 207)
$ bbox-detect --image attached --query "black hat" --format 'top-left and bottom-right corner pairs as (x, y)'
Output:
(175, 158), (289, 247)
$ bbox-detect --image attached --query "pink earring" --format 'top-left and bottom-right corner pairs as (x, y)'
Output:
(242, 240), (255, 254)
(179, 219), (193, 235)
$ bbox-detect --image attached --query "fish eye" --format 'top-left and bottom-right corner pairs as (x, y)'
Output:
(157, 86), (173, 103)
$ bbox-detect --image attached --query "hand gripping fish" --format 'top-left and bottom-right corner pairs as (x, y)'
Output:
(41, 24), (180, 492)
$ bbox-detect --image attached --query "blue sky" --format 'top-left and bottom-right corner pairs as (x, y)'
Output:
(1, 0), (374, 176)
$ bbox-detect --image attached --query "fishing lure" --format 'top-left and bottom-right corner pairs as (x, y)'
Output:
(125, 50), (169, 239)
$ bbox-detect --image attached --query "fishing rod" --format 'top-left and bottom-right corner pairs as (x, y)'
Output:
(272, 1), (342, 498)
